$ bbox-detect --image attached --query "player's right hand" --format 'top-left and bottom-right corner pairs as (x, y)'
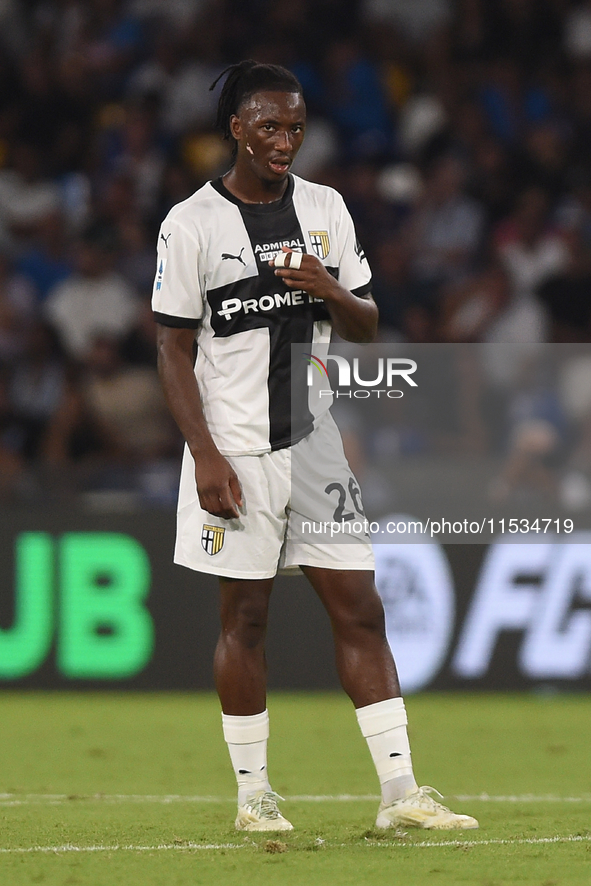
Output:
(194, 452), (243, 519)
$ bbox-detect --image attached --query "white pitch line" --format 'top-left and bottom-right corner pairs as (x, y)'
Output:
(0, 842), (241, 855)
(0, 795), (232, 806)
(1, 793), (591, 806)
(368, 835), (591, 849)
(0, 794), (378, 806)
(0, 835), (590, 855)
(454, 794), (591, 803)
(286, 795), (380, 802)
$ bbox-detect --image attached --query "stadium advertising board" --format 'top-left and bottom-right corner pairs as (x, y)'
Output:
(1, 509), (591, 691)
(375, 531), (591, 691)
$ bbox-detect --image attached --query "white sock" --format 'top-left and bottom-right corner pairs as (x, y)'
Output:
(222, 710), (271, 805)
(356, 697), (418, 805)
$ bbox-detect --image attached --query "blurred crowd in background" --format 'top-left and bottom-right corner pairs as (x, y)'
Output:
(3, 0), (591, 504)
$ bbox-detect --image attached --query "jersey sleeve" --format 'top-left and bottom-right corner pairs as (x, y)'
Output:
(152, 218), (203, 328)
(335, 196), (373, 298)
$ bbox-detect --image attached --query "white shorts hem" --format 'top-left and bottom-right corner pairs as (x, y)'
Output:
(288, 558), (375, 572)
(174, 555), (373, 579)
(174, 555), (278, 580)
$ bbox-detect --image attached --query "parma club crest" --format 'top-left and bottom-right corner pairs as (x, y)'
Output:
(201, 524), (225, 556)
(309, 231), (330, 260)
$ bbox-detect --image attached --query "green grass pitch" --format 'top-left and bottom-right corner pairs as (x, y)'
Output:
(1, 692), (590, 885)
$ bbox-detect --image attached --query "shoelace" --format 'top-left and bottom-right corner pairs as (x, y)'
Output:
(247, 791), (285, 819)
(406, 786), (450, 811)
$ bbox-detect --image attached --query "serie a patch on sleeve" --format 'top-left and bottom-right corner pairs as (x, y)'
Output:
(154, 258), (167, 292)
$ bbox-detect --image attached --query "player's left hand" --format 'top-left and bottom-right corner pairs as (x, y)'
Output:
(270, 247), (338, 301)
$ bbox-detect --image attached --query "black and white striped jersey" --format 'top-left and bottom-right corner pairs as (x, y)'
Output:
(152, 173), (372, 456)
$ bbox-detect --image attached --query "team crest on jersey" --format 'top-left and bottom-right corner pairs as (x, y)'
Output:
(309, 231), (330, 259)
(202, 524), (225, 555)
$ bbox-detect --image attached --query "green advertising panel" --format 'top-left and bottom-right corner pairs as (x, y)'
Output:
(0, 531), (154, 681)
(0, 533), (53, 680)
(58, 533), (154, 679)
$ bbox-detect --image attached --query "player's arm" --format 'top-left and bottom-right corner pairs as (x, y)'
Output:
(272, 248), (378, 342)
(156, 324), (242, 519)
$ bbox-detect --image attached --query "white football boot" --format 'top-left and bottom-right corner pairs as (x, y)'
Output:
(235, 791), (294, 832)
(375, 786), (479, 830)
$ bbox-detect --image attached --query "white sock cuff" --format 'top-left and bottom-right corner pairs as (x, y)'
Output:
(222, 710), (269, 744)
(356, 697), (407, 737)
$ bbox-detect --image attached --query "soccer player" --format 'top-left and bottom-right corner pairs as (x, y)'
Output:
(152, 60), (478, 833)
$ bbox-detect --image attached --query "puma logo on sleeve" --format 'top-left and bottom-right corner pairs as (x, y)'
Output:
(221, 247), (246, 266)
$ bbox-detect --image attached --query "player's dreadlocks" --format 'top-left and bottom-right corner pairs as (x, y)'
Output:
(210, 60), (303, 155)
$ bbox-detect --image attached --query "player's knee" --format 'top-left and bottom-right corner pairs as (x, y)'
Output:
(222, 597), (269, 647)
(333, 596), (386, 641)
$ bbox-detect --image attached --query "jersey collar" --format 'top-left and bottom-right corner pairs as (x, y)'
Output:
(210, 174), (295, 213)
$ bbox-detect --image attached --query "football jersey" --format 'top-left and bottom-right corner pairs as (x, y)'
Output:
(152, 173), (372, 455)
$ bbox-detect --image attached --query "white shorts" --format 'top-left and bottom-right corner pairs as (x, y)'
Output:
(174, 411), (375, 579)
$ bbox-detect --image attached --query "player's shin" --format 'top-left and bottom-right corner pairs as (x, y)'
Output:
(356, 697), (418, 804)
(222, 709), (271, 804)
